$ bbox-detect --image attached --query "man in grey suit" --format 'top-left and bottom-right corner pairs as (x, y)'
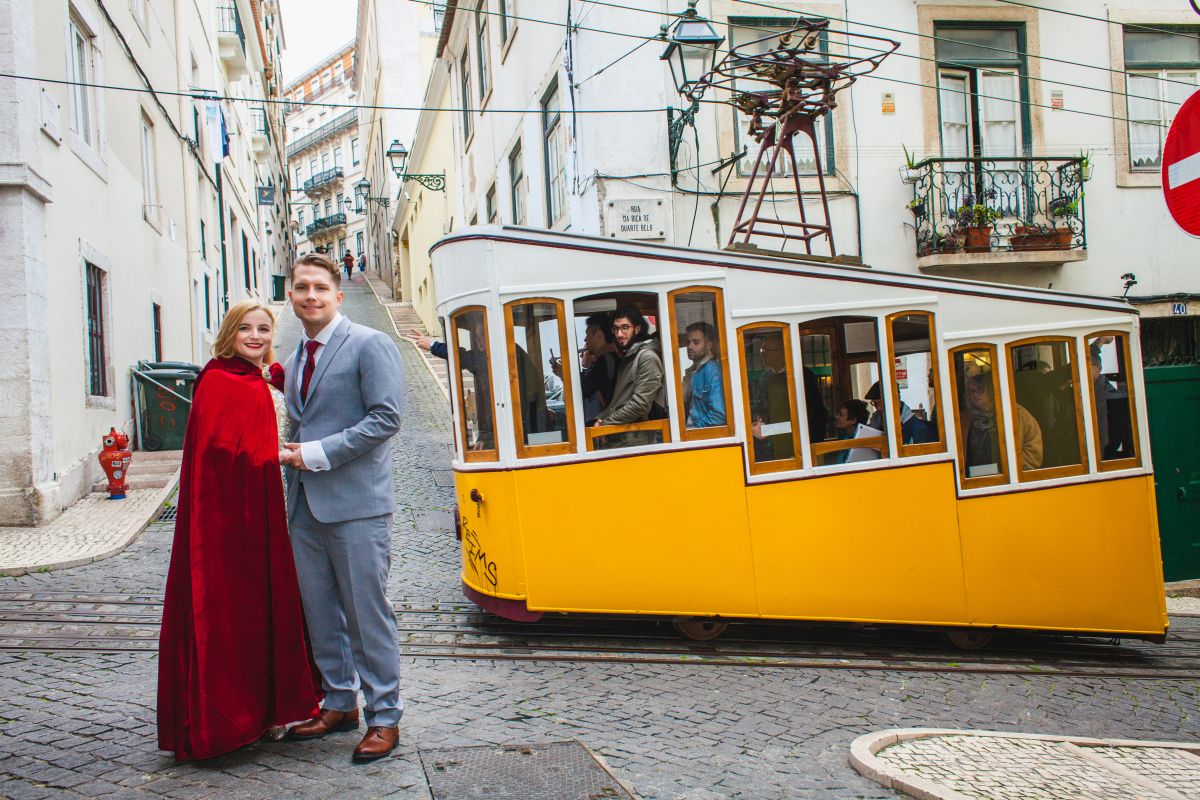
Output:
(278, 253), (405, 763)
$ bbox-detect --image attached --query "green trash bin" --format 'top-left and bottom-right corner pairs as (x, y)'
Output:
(135, 368), (198, 451)
(272, 274), (287, 302)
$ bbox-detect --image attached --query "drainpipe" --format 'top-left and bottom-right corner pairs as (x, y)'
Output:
(217, 163), (229, 312)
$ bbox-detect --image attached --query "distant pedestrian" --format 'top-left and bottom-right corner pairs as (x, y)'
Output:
(158, 301), (321, 761)
(358, 253), (366, 275)
(341, 251), (354, 281)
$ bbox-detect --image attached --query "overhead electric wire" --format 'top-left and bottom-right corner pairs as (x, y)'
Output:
(991, 0), (1200, 41)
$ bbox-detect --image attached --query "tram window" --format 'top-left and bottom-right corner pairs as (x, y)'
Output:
(799, 316), (887, 467)
(574, 291), (671, 451)
(449, 307), (498, 461)
(1087, 332), (1140, 469)
(1006, 337), (1086, 480)
(950, 345), (1009, 487)
(887, 312), (945, 456)
(739, 324), (802, 473)
(669, 287), (732, 440)
(506, 299), (576, 457)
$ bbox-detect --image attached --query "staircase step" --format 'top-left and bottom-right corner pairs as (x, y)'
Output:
(132, 450), (183, 464)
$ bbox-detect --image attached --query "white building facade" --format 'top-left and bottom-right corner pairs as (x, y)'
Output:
(0, 0), (288, 526)
(429, 0), (1198, 313)
(284, 43), (367, 268)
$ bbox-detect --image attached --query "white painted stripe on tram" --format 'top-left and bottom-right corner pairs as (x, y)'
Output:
(731, 295), (938, 318)
(942, 315), (1132, 342)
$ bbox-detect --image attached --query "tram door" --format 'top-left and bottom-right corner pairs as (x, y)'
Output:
(1145, 364), (1200, 581)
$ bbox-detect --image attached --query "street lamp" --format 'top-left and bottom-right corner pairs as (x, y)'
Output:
(386, 139), (446, 192)
(354, 178), (390, 214)
(660, 0), (724, 101)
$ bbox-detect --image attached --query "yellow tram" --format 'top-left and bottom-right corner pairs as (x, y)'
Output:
(432, 226), (1167, 646)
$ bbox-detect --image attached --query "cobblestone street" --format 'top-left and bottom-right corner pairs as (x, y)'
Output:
(1, 279), (1197, 799)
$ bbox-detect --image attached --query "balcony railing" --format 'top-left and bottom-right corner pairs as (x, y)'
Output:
(906, 156), (1087, 259)
(216, 1), (245, 53)
(286, 110), (357, 159)
(305, 212), (347, 238)
(250, 106), (270, 141)
(303, 166), (344, 194)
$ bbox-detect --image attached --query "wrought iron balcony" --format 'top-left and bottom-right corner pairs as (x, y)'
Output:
(216, 1), (248, 79)
(286, 110), (357, 159)
(305, 212), (347, 239)
(906, 156), (1088, 267)
(303, 166), (344, 195)
(250, 106), (270, 160)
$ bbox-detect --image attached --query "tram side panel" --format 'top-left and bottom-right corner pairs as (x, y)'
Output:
(508, 447), (760, 617)
(456, 471), (531, 605)
(956, 475), (1168, 635)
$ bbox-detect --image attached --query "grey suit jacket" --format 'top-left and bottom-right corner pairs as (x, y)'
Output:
(284, 316), (405, 523)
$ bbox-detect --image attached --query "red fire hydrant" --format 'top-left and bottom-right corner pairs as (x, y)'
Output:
(98, 428), (132, 500)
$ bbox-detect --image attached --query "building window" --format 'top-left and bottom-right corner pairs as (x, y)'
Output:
(1006, 337), (1086, 481)
(199, 219), (207, 260)
(333, 145), (343, 168)
(334, 62), (344, 85)
(1087, 332), (1140, 470)
(935, 25), (1026, 160)
(140, 115), (158, 221)
(541, 80), (567, 225)
(203, 275), (212, 330)
(500, 0), (513, 43)
(351, 136), (360, 165)
(485, 184), (498, 223)
(321, 150), (331, 172)
(450, 306), (498, 461)
(950, 344), (1009, 488)
(356, 230), (364, 255)
(85, 262), (108, 397)
(505, 298), (576, 457)
(739, 323), (801, 474)
(460, 51), (473, 141)
(242, 231), (250, 290)
(152, 303), (163, 362)
(68, 13), (97, 147)
(509, 142), (525, 225)
(131, 0), (147, 27)
(298, 208), (305, 228)
(669, 287), (732, 441)
(294, 164), (302, 185)
(476, 6), (490, 101)
(1124, 27), (1200, 171)
(730, 17), (833, 176)
(886, 312), (944, 456)
(799, 316), (888, 467)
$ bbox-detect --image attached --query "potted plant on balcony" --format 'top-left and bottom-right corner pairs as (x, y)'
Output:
(1010, 223), (1058, 251)
(899, 145), (921, 184)
(1049, 196), (1079, 248)
(1077, 150), (1093, 182)
(906, 197), (926, 219)
(955, 202), (1000, 252)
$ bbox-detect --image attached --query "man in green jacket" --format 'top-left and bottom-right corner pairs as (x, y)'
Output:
(594, 307), (665, 446)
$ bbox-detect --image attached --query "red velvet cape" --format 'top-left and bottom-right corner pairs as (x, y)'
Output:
(157, 357), (320, 761)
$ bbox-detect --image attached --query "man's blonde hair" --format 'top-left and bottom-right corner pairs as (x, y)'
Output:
(212, 301), (277, 364)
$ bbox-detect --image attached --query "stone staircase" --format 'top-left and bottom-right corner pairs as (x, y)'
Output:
(92, 450), (182, 493)
(364, 276), (450, 396)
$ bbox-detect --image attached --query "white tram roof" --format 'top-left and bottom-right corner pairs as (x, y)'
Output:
(431, 226), (1136, 332)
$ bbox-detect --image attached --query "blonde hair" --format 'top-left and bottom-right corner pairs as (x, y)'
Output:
(289, 252), (341, 286)
(212, 301), (277, 364)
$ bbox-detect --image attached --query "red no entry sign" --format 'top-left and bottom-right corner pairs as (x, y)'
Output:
(1163, 91), (1200, 237)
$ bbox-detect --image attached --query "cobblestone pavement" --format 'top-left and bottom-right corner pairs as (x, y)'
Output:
(1, 278), (1198, 799)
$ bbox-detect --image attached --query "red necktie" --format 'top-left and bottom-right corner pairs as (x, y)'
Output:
(300, 339), (320, 403)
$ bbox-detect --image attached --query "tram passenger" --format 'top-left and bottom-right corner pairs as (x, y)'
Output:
(865, 381), (937, 444)
(828, 399), (871, 465)
(412, 322), (495, 449)
(964, 372), (1042, 471)
(682, 321), (726, 428)
(575, 313), (619, 425)
(750, 335), (794, 461)
(593, 308), (666, 445)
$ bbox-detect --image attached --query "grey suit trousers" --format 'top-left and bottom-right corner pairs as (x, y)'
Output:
(289, 486), (403, 727)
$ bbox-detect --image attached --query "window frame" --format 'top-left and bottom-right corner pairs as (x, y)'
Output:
(504, 297), (577, 458)
(667, 285), (735, 442)
(85, 261), (109, 397)
(460, 51), (474, 143)
(509, 141), (525, 225)
(1086, 329), (1142, 473)
(475, 4), (490, 102)
(450, 305), (500, 463)
(485, 183), (498, 223)
(140, 114), (159, 222)
(1122, 25), (1200, 173)
(948, 343), (1010, 489)
(738, 321), (803, 475)
(885, 310), (947, 458)
(1005, 335), (1088, 482)
(541, 79), (566, 226)
(68, 12), (96, 148)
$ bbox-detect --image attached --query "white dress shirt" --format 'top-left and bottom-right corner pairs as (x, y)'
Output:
(298, 312), (344, 472)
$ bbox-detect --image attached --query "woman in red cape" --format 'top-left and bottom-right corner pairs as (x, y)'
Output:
(158, 301), (321, 761)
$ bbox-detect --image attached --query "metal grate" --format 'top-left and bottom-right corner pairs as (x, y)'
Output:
(420, 741), (634, 800)
(157, 505), (177, 522)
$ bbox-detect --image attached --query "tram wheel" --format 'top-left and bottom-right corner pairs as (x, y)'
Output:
(672, 617), (728, 641)
(944, 628), (995, 651)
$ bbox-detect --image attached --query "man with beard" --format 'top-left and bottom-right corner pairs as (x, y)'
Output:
(594, 307), (665, 446)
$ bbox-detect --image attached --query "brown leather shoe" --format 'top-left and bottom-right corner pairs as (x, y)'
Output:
(351, 725), (398, 763)
(286, 707), (360, 740)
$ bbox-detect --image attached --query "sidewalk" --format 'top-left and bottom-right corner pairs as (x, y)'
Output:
(852, 729), (1200, 800)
